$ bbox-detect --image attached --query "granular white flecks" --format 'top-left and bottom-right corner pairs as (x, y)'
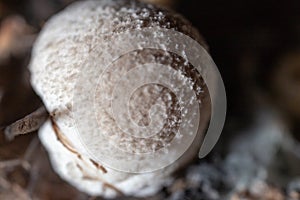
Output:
(29, 0), (211, 198)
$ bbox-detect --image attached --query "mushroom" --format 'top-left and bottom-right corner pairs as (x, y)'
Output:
(28, 0), (214, 198)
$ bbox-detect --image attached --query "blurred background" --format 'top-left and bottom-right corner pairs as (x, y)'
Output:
(0, 0), (299, 199)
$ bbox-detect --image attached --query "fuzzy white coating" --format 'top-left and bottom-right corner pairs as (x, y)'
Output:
(29, 0), (210, 198)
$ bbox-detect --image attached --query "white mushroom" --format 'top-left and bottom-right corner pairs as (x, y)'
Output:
(29, 0), (214, 198)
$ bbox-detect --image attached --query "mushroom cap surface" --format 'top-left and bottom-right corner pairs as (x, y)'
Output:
(29, 0), (211, 197)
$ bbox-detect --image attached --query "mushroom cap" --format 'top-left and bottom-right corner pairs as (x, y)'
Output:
(29, 0), (211, 197)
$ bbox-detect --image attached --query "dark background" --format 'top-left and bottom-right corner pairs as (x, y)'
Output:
(0, 0), (299, 199)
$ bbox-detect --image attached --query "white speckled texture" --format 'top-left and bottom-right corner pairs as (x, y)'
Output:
(29, 0), (210, 198)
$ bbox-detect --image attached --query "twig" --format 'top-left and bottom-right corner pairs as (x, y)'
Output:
(4, 106), (48, 141)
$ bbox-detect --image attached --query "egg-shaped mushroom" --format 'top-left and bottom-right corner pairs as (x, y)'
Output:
(29, 0), (213, 198)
